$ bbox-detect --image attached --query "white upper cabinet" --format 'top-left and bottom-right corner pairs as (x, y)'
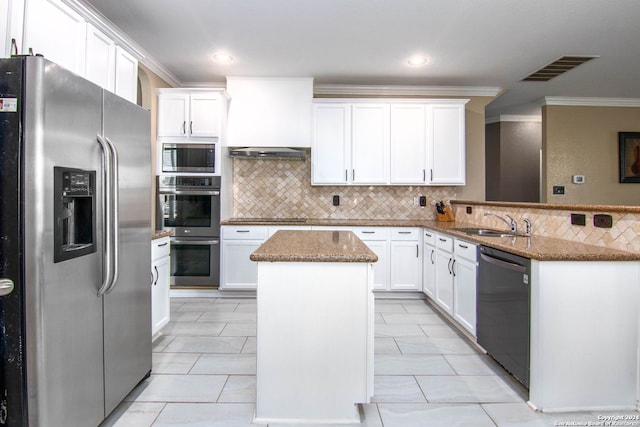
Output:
(311, 103), (351, 184)
(428, 103), (466, 185)
(351, 104), (390, 185)
(390, 104), (427, 184)
(226, 77), (313, 147)
(85, 24), (115, 90)
(114, 46), (138, 104)
(23, 0), (87, 75)
(312, 99), (467, 186)
(157, 90), (221, 139)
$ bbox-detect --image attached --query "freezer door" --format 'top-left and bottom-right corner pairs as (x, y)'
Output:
(22, 57), (106, 427)
(102, 90), (152, 416)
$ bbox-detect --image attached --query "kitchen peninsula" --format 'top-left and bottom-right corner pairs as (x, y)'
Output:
(250, 230), (377, 424)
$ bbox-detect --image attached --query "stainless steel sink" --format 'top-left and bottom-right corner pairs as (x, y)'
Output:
(455, 228), (516, 238)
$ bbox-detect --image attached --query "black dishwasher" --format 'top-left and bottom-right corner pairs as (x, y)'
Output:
(477, 245), (531, 388)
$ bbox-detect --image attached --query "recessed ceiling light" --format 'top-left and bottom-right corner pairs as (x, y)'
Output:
(213, 53), (234, 64)
(407, 56), (428, 66)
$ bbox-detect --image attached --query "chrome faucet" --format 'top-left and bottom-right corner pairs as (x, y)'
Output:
(484, 213), (518, 234)
(523, 218), (532, 236)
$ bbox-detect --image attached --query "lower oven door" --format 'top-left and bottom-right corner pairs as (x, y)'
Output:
(170, 238), (220, 288)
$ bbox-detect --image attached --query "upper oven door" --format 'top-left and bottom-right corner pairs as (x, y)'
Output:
(158, 190), (221, 237)
(162, 143), (215, 173)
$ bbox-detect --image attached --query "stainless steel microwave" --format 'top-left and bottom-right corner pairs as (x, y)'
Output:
(162, 143), (215, 173)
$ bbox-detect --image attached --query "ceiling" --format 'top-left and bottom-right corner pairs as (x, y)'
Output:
(80, 0), (640, 117)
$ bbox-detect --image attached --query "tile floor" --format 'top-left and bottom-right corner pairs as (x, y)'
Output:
(102, 297), (639, 426)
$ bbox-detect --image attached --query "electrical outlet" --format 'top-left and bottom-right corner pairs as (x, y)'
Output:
(570, 213), (586, 226)
(593, 214), (613, 228)
(332, 195), (340, 206)
(553, 186), (565, 195)
(419, 196), (427, 207)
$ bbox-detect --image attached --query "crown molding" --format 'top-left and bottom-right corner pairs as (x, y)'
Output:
(543, 97), (640, 107)
(314, 84), (502, 97)
(65, 0), (181, 87)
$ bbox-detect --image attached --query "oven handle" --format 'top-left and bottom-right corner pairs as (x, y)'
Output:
(172, 239), (220, 245)
(159, 190), (220, 196)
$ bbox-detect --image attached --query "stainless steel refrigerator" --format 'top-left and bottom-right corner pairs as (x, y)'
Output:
(0, 55), (152, 426)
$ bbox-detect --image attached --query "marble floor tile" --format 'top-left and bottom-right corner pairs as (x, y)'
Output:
(125, 374), (227, 403)
(234, 302), (257, 312)
(152, 403), (256, 427)
(375, 323), (426, 338)
(176, 301), (231, 312)
(372, 376), (426, 403)
(190, 353), (256, 375)
(218, 375), (256, 402)
(416, 375), (523, 403)
(382, 313), (447, 325)
(241, 336), (257, 354)
(220, 322), (257, 336)
(102, 401), (165, 427)
(167, 311), (204, 322)
(444, 354), (506, 376)
(163, 336), (246, 354)
(395, 336), (478, 355)
(419, 323), (462, 338)
(152, 352), (200, 374)
(197, 311), (257, 323)
(482, 402), (607, 427)
(375, 302), (408, 313)
(374, 337), (401, 354)
(267, 403), (384, 427)
(160, 321), (226, 337)
(378, 403), (497, 427)
(151, 335), (175, 352)
(375, 354), (455, 375)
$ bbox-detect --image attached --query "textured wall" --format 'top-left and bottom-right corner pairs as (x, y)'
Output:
(233, 157), (456, 220)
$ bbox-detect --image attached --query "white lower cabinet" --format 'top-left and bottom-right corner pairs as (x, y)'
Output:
(434, 233), (454, 315)
(151, 237), (171, 337)
(422, 230), (436, 297)
(452, 238), (477, 336)
(352, 228), (389, 291)
(220, 226), (268, 290)
(389, 228), (422, 291)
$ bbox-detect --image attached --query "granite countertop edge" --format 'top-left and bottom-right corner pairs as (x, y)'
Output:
(223, 218), (640, 262)
(152, 230), (174, 240)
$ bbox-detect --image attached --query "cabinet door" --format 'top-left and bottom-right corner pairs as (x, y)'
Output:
(189, 93), (220, 137)
(23, 0), (87, 75)
(85, 24), (115, 91)
(428, 103), (466, 185)
(435, 250), (454, 314)
(390, 104), (426, 184)
(151, 255), (171, 336)
(311, 103), (351, 185)
(351, 104), (389, 185)
(453, 257), (476, 336)
(220, 240), (263, 290)
(114, 46), (138, 103)
(158, 93), (189, 137)
(390, 241), (421, 290)
(364, 240), (389, 291)
(423, 243), (436, 297)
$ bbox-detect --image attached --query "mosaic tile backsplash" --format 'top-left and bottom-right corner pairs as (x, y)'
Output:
(232, 157), (456, 220)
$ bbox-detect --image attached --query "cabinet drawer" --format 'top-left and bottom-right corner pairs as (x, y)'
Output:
(435, 233), (453, 252)
(222, 226), (268, 240)
(454, 239), (477, 261)
(390, 228), (420, 241)
(352, 227), (389, 241)
(152, 237), (171, 260)
(423, 229), (436, 246)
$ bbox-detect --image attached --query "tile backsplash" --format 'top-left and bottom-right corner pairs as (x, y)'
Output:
(232, 157), (456, 220)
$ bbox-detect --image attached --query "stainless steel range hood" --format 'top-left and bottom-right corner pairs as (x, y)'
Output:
(228, 147), (306, 159)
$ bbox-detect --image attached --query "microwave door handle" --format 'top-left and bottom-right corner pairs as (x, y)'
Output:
(96, 135), (114, 296)
(104, 137), (120, 294)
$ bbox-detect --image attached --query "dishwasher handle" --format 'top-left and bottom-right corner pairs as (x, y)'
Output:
(480, 252), (527, 273)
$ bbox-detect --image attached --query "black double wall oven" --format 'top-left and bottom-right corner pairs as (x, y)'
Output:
(157, 175), (221, 288)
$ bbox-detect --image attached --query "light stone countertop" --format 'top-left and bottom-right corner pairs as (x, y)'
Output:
(250, 230), (378, 263)
(223, 218), (640, 261)
(152, 230), (174, 240)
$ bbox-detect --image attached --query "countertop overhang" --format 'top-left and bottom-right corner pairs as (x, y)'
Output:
(250, 230), (378, 263)
(224, 218), (640, 262)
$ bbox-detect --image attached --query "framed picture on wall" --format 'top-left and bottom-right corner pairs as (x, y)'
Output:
(619, 132), (640, 183)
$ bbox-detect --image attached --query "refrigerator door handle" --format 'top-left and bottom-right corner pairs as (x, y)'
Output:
(97, 134), (114, 296)
(0, 278), (15, 296)
(104, 136), (120, 294)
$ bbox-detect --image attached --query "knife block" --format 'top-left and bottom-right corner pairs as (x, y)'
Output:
(436, 205), (455, 222)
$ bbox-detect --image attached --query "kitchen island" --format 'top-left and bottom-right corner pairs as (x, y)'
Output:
(250, 230), (377, 424)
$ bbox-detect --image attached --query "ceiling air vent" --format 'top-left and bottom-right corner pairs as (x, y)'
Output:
(522, 55), (599, 82)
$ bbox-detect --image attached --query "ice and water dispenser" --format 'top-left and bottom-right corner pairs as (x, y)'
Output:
(53, 167), (96, 263)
